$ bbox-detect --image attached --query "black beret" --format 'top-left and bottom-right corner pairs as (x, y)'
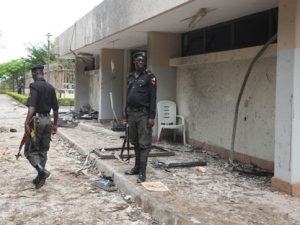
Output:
(31, 65), (44, 71)
(133, 52), (146, 59)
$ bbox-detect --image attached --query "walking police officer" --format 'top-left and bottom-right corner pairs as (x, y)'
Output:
(125, 52), (157, 183)
(24, 65), (59, 189)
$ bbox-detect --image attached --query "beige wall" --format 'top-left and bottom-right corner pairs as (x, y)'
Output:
(278, 0), (300, 49)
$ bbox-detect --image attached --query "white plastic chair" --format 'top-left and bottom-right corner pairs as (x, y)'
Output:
(157, 100), (186, 145)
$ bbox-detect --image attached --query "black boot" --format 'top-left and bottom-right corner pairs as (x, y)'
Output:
(35, 164), (50, 189)
(125, 148), (140, 175)
(125, 166), (140, 175)
(137, 164), (146, 183)
(32, 175), (39, 185)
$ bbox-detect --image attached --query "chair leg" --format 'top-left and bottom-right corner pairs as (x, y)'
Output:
(183, 126), (186, 145)
(157, 127), (162, 143)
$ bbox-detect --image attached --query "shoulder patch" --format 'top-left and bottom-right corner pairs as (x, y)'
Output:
(151, 77), (156, 85)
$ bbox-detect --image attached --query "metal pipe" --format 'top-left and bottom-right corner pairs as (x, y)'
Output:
(46, 33), (52, 82)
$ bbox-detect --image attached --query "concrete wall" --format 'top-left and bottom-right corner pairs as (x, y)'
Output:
(171, 44), (277, 165)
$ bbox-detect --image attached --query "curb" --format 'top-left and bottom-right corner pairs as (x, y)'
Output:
(57, 127), (199, 225)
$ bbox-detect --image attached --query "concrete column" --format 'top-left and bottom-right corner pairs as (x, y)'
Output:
(147, 31), (181, 137)
(148, 32), (181, 102)
(74, 58), (92, 111)
(272, 0), (300, 197)
(99, 48), (124, 122)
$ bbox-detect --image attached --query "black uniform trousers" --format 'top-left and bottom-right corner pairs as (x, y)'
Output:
(127, 107), (152, 165)
(24, 115), (52, 168)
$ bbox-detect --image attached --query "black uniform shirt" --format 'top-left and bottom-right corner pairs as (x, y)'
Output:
(127, 69), (157, 119)
(26, 77), (59, 113)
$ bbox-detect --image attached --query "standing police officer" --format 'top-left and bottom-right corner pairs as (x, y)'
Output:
(24, 65), (59, 189)
(125, 52), (157, 183)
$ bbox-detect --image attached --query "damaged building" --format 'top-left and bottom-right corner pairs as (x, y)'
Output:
(53, 0), (300, 198)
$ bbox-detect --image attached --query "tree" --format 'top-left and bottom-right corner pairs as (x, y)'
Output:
(0, 60), (24, 91)
(25, 42), (56, 66)
(0, 41), (75, 92)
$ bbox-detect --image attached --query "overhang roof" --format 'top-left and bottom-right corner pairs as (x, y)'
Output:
(59, 0), (278, 58)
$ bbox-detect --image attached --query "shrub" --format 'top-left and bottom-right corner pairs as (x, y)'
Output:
(57, 98), (74, 106)
(1, 91), (74, 106)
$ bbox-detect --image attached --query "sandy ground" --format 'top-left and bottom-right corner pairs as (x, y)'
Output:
(1, 93), (300, 225)
(0, 94), (154, 225)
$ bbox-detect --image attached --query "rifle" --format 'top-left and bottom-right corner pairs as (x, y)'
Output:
(15, 116), (37, 160)
(15, 134), (27, 160)
(120, 123), (131, 161)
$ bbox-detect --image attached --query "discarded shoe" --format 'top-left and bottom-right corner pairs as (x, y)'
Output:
(93, 176), (117, 192)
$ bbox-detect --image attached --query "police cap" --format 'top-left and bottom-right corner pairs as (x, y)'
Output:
(133, 52), (146, 59)
(31, 65), (44, 72)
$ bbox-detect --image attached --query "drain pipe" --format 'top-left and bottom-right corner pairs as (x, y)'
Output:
(229, 33), (278, 163)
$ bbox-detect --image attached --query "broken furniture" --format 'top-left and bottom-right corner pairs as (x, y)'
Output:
(92, 145), (175, 159)
(157, 100), (186, 145)
(151, 159), (206, 169)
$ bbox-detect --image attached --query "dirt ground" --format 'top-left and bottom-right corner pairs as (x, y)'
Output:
(1, 93), (300, 225)
(0, 94), (153, 225)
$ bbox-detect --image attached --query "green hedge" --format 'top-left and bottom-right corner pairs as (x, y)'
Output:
(1, 91), (74, 106)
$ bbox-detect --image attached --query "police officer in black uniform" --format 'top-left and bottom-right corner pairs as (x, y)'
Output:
(125, 52), (157, 183)
(24, 65), (59, 189)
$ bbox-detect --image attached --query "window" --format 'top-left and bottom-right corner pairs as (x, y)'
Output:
(235, 13), (269, 48)
(182, 8), (278, 57)
(206, 24), (232, 52)
(182, 30), (204, 56)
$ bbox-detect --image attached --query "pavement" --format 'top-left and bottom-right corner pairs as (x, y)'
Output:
(2, 93), (300, 225)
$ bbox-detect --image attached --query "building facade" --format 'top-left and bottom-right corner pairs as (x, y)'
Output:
(53, 0), (300, 197)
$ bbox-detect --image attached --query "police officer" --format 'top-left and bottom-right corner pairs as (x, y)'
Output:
(24, 65), (59, 189)
(125, 52), (157, 183)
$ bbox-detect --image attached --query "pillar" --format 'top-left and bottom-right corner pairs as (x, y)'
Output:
(272, 0), (300, 197)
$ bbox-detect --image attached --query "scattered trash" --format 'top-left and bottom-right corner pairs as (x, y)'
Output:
(93, 175), (118, 192)
(141, 181), (169, 192)
(229, 162), (274, 176)
(89, 175), (99, 181)
(79, 104), (98, 120)
(151, 159), (207, 169)
(196, 166), (206, 173)
(0, 127), (8, 133)
(10, 128), (17, 132)
(123, 195), (135, 203)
